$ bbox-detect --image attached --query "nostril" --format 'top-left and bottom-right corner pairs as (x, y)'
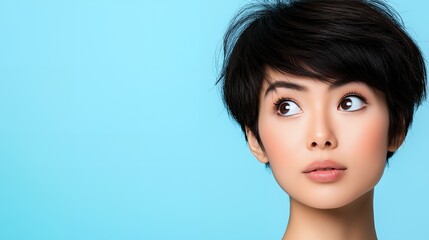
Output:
(310, 141), (334, 148)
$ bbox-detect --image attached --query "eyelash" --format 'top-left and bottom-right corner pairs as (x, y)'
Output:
(340, 91), (368, 105)
(272, 91), (368, 113)
(273, 97), (296, 113)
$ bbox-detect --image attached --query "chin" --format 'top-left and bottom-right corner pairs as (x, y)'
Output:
(289, 188), (375, 210)
(301, 198), (354, 210)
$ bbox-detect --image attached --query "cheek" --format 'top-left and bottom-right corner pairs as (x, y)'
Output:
(343, 111), (390, 160)
(338, 111), (390, 191)
(258, 118), (306, 191)
(348, 120), (388, 158)
(259, 118), (303, 164)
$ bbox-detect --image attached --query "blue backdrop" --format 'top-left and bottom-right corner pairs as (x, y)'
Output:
(0, 0), (427, 239)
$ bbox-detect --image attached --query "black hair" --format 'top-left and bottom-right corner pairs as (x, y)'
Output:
(217, 0), (426, 162)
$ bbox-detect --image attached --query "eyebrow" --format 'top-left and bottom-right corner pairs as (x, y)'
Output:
(264, 81), (307, 97)
(264, 79), (355, 98)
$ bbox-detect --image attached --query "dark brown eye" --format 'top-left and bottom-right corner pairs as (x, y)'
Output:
(338, 96), (365, 111)
(340, 98), (352, 110)
(276, 100), (302, 116)
(279, 102), (290, 115)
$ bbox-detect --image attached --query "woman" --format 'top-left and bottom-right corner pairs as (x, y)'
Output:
(217, 0), (426, 239)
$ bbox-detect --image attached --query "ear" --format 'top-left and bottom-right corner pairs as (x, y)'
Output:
(245, 127), (269, 164)
(388, 133), (405, 152)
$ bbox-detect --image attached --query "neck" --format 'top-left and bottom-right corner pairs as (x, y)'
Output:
(283, 190), (377, 240)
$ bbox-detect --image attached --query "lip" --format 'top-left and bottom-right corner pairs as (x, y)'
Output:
(303, 160), (347, 183)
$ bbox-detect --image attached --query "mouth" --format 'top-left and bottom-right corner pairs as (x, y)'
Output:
(303, 167), (347, 173)
(303, 160), (347, 183)
(302, 160), (347, 173)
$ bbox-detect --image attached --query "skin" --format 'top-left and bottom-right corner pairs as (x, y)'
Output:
(246, 68), (402, 240)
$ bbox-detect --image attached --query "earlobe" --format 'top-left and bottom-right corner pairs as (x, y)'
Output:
(245, 127), (269, 164)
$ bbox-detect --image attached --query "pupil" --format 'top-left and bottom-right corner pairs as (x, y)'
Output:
(280, 102), (290, 114)
(341, 99), (352, 109)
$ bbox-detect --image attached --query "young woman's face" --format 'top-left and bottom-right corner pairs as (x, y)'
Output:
(248, 68), (397, 209)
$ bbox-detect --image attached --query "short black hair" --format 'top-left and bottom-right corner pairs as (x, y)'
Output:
(218, 0), (426, 160)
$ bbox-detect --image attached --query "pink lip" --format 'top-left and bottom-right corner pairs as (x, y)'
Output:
(303, 160), (347, 183)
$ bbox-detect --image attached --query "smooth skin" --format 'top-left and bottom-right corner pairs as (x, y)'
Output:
(246, 68), (402, 240)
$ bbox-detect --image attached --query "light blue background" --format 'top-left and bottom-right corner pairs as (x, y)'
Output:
(0, 0), (427, 239)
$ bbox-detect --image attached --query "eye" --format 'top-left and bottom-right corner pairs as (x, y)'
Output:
(338, 95), (366, 112)
(275, 99), (302, 117)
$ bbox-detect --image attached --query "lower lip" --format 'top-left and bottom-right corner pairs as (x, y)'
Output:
(304, 169), (346, 183)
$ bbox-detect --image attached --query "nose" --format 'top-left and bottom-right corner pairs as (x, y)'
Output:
(307, 114), (338, 150)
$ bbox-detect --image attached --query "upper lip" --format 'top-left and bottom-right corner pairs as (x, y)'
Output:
(302, 160), (347, 173)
